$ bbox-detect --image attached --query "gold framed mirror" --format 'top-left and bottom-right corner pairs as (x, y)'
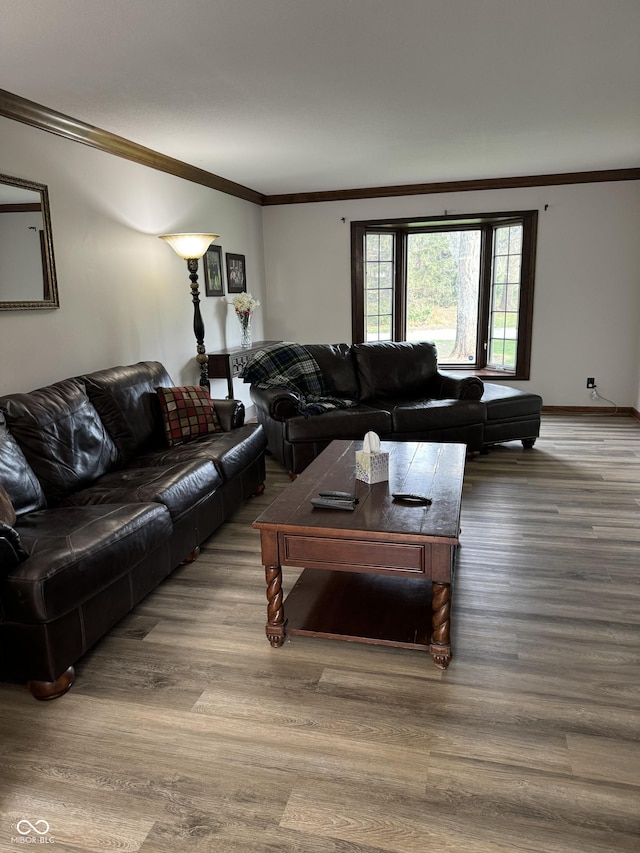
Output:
(0, 173), (59, 310)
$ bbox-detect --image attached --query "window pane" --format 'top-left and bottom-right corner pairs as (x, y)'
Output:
(406, 230), (480, 364)
(367, 290), (379, 315)
(509, 225), (522, 253)
(379, 288), (392, 315)
(490, 339), (505, 364)
(366, 317), (380, 338)
(506, 284), (520, 311)
(493, 284), (506, 311)
(365, 232), (394, 342)
(488, 226), (521, 370)
(378, 314), (392, 339)
(494, 255), (508, 283)
(491, 312), (506, 337)
(495, 228), (510, 254)
(507, 255), (521, 283)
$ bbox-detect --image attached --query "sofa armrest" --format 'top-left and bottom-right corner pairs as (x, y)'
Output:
(429, 372), (485, 401)
(211, 399), (245, 431)
(0, 520), (28, 571)
(250, 385), (302, 421)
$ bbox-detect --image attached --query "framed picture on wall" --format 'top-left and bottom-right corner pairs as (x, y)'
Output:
(226, 253), (246, 293)
(203, 244), (224, 296)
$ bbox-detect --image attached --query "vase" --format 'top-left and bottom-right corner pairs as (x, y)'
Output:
(238, 312), (252, 347)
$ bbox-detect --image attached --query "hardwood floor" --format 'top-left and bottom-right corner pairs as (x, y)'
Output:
(1, 414), (639, 852)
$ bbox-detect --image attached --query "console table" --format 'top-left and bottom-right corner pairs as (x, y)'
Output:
(207, 341), (280, 398)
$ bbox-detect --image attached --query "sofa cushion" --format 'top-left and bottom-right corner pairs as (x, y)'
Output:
(285, 406), (392, 443)
(156, 386), (222, 446)
(0, 414), (46, 516)
(137, 423), (267, 482)
(377, 398), (486, 433)
(82, 361), (173, 462)
(62, 459), (221, 522)
(4, 503), (172, 621)
(303, 344), (360, 399)
(352, 341), (439, 401)
(0, 379), (118, 504)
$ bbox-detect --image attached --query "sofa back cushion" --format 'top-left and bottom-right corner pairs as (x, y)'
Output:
(303, 344), (360, 399)
(82, 361), (173, 462)
(352, 341), (439, 401)
(0, 379), (118, 504)
(0, 413), (46, 515)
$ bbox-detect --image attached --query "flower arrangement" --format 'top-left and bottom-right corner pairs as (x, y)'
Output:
(231, 292), (260, 346)
(231, 292), (260, 316)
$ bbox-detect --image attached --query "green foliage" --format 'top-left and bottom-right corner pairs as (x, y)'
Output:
(406, 233), (458, 328)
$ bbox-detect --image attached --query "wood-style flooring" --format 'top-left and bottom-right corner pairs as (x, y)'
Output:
(1, 414), (639, 852)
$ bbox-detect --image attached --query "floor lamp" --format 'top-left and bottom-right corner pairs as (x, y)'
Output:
(159, 233), (219, 391)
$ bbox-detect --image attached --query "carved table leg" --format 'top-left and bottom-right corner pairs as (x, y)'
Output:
(265, 565), (286, 647)
(430, 582), (452, 669)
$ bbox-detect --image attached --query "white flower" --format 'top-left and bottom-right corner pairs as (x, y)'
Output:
(231, 292), (260, 315)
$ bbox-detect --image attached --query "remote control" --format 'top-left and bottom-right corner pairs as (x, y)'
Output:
(319, 491), (358, 502)
(311, 497), (357, 510)
(392, 493), (432, 505)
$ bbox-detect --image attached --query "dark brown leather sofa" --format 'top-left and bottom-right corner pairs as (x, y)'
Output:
(248, 341), (485, 475)
(248, 341), (542, 477)
(0, 361), (267, 699)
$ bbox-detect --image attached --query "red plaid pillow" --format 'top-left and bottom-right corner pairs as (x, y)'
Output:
(156, 386), (222, 447)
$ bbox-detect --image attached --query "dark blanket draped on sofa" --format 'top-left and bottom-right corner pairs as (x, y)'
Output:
(241, 342), (355, 415)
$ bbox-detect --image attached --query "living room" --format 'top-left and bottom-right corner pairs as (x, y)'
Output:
(1, 2), (639, 851)
(0, 6), (639, 412)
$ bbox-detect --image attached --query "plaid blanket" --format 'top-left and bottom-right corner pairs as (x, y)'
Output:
(241, 342), (355, 415)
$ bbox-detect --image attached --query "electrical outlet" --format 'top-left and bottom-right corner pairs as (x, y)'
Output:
(586, 377), (596, 388)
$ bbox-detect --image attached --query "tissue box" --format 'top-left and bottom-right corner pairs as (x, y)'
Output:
(355, 449), (389, 484)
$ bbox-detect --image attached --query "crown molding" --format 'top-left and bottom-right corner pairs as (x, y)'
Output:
(0, 88), (265, 206)
(2, 88), (638, 209)
(262, 168), (640, 205)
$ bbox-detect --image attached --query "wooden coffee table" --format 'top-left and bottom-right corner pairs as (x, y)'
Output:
(253, 439), (466, 668)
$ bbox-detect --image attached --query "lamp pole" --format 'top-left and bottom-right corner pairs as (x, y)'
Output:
(159, 233), (220, 394)
(187, 257), (209, 390)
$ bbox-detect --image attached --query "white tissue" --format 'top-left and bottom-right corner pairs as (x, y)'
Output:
(363, 431), (381, 453)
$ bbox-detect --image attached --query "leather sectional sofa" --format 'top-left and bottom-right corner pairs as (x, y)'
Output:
(247, 341), (542, 476)
(0, 361), (267, 699)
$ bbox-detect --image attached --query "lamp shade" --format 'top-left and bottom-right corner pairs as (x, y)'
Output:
(159, 233), (219, 260)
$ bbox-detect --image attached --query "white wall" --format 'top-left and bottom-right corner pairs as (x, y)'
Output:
(263, 182), (640, 408)
(0, 117), (266, 407)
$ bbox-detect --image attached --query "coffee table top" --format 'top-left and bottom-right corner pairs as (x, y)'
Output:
(253, 439), (466, 543)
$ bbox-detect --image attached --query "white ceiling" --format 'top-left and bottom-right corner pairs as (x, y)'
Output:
(2, 0), (639, 197)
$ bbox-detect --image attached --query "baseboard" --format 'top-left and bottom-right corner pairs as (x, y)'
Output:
(542, 405), (633, 415)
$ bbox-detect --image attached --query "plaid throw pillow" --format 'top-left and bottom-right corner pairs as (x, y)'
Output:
(156, 386), (222, 447)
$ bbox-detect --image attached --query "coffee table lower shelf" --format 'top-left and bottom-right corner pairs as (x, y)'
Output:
(283, 568), (435, 650)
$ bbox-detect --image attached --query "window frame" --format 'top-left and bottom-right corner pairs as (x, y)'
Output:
(351, 209), (538, 380)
